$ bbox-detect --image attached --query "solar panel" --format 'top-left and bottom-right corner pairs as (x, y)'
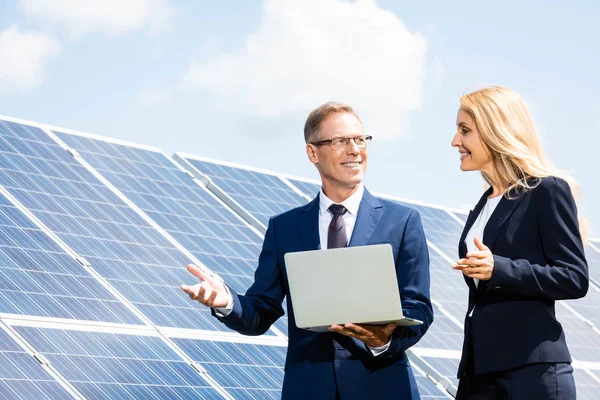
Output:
(0, 119), (235, 331)
(573, 368), (600, 400)
(417, 306), (463, 351)
(12, 324), (225, 399)
(284, 177), (321, 199)
(2, 113), (599, 399)
(172, 338), (286, 399)
(417, 354), (460, 391)
(564, 283), (600, 330)
(174, 155), (308, 227)
(448, 211), (467, 224)
(52, 129), (286, 335)
(0, 188), (142, 325)
(411, 363), (453, 399)
(0, 326), (73, 399)
(554, 303), (600, 361)
(377, 195), (465, 261)
(585, 242), (600, 287)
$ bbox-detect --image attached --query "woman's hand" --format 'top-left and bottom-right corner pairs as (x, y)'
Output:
(453, 237), (494, 280)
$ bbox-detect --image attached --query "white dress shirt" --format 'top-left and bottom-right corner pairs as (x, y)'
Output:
(216, 183), (390, 355)
(465, 194), (502, 310)
(317, 184), (363, 250)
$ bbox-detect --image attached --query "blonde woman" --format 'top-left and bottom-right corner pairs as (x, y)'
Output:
(450, 86), (588, 399)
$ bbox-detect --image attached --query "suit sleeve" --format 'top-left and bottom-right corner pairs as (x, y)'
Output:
(375, 209), (433, 361)
(212, 217), (285, 335)
(488, 177), (589, 300)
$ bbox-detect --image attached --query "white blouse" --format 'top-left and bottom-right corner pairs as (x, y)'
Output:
(465, 194), (503, 288)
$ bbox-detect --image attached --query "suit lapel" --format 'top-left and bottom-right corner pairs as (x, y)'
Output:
(459, 187), (492, 291)
(460, 186), (526, 293)
(348, 189), (383, 247)
(459, 187), (493, 258)
(298, 196), (321, 251)
(482, 189), (526, 252)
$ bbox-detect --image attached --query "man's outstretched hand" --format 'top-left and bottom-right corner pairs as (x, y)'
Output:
(180, 264), (230, 308)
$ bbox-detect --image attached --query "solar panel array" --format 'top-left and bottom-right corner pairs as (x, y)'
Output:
(0, 114), (598, 398)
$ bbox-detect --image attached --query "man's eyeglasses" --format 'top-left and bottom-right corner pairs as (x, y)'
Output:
(310, 135), (372, 150)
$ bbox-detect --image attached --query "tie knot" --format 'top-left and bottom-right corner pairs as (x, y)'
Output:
(329, 204), (347, 217)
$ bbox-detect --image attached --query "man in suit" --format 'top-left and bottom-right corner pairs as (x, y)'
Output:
(181, 101), (433, 399)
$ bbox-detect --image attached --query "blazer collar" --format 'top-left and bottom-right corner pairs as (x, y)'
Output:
(348, 188), (383, 247)
(459, 186), (493, 256)
(483, 188), (526, 252)
(459, 185), (527, 292)
(299, 195), (320, 251)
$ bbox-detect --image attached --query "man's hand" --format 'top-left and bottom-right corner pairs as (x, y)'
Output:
(329, 322), (397, 348)
(452, 237), (495, 281)
(180, 264), (230, 308)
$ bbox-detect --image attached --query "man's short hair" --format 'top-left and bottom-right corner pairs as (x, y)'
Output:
(304, 101), (361, 144)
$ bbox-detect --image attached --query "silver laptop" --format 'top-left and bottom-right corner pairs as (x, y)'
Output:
(284, 243), (422, 332)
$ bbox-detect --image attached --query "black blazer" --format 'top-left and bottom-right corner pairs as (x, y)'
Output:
(457, 176), (588, 377)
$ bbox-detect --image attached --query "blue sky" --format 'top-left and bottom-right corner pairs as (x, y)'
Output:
(1, 0), (598, 237)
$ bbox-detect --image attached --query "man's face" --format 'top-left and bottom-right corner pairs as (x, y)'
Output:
(306, 112), (368, 191)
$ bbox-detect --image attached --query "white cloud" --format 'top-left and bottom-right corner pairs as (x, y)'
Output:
(183, 0), (428, 139)
(0, 25), (61, 94)
(137, 90), (172, 107)
(428, 56), (446, 90)
(19, 0), (176, 37)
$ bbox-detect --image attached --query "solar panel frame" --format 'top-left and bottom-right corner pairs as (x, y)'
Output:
(47, 127), (287, 337)
(0, 121), (284, 334)
(5, 318), (232, 400)
(0, 320), (82, 399)
(171, 337), (287, 399)
(0, 185), (146, 326)
(0, 118), (226, 332)
(174, 153), (312, 231)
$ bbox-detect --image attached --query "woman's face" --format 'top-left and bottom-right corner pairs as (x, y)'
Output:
(451, 108), (493, 173)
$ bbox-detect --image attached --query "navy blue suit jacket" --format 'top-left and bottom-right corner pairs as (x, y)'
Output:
(457, 177), (589, 377)
(215, 188), (433, 399)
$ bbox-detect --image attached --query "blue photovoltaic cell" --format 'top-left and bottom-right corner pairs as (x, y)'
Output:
(173, 339), (286, 399)
(427, 252), (469, 323)
(286, 178), (321, 200)
(0, 328), (71, 399)
(554, 303), (600, 361)
(416, 306), (463, 351)
(384, 199), (464, 261)
(174, 338), (453, 400)
(564, 284), (600, 330)
(0, 192), (141, 324)
(420, 356), (460, 390)
(54, 132), (284, 334)
(182, 158), (308, 226)
(448, 211), (467, 224)
(14, 327), (223, 400)
(0, 120), (220, 331)
(573, 369), (600, 400)
(412, 365), (452, 399)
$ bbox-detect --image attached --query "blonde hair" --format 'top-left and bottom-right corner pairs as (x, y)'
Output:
(460, 85), (588, 241)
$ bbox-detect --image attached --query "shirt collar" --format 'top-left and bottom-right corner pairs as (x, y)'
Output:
(319, 183), (364, 216)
